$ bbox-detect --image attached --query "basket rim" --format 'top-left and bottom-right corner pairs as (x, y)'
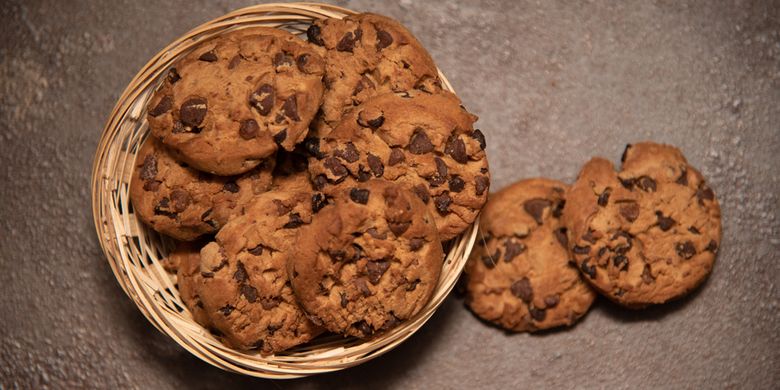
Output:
(91, 2), (475, 379)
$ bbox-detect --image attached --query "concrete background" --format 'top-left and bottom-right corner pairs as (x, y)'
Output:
(1, 0), (778, 388)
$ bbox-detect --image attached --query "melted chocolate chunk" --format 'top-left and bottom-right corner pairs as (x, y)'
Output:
(523, 198), (552, 225)
(510, 277), (533, 303)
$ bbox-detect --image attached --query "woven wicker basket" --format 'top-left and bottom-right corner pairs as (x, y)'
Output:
(91, 2), (478, 378)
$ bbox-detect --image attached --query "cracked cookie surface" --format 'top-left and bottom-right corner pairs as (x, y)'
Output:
(465, 178), (596, 332)
(189, 189), (325, 354)
(563, 142), (721, 307)
(288, 180), (443, 338)
(147, 27), (325, 175)
(307, 91), (490, 241)
(306, 13), (441, 136)
(129, 137), (273, 241)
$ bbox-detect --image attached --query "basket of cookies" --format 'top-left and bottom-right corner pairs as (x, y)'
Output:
(91, 2), (489, 378)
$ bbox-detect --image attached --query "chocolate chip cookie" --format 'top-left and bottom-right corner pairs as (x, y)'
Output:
(307, 91), (490, 241)
(147, 27), (326, 175)
(192, 189), (324, 353)
(129, 137), (273, 241)
(465, 178), (596, 332)
(173, 241), (213, 328)
(306, 13), (441, 135)
(288, 180), (443, 338)
(563, 142), (722, 307)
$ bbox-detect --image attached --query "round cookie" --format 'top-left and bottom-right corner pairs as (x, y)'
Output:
(562, 142), (722, 307)
(465, 178), (596, 332)
(129, 137), (274, 241)
(147, 27), (326, 175)
(307, 91), (490, 241)
(288, 180), (443, 338)
(306, 13), (441, 135)
(193, 189), (325, 354)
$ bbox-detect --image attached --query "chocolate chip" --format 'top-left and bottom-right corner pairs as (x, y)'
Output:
(475, 175), (489, 196)
(388, 148), (405, 166)
(434, 192), (452, 214)
(552, 199), (565, 219)
(448, 175), (465, 192)
(406, 278), (421, 291)
(248, 245), (264, 256)
(233, 262), (248, 283)
(149, 95), (173, 117)
(612, 255), (628, 270)
(179, 97), (208, 127)
(380, 313), (401, 332)
(445, 135), (468, 164)
(696, 184), (715, 204)
(303, 137), (323, 159)
(238, 119), (259, 139)
(274, 199), (291, 216)
(219, 305), (234, 316)
(470, 129), (486, 150)
(597, 188), (611, 207)
(376, 29), (393, 49)
(619, 203), (640, 222)
(389, 221), (411, 237)
(260, 296), (280, 310)
(336, 142), (360, 163)
(510, 277), (533, 302)
(641, 264), (655, 283)
(353, 320), (373, 336)
(503, 240), (526, 262)
(412, 184), (430, 204)
(324, 157), (348, 177)
(555, 228), (568, 247)
(241, 284), (258, 303)
(676, 168), (688, 186)
(223, 181), (239, 193)
(313, 174), (328, 190)
(140, 154), (158, 180)
(620, 177), (636, 190)
(481, 249), (500, 268)
(655, 211), (675, 231)
(170, 189), (191, 212)
(357, 110), (384, 129)
(249, 84), (275, 116)
(350, 188), (370, 204)
(367, 227), (387, 240)
(409, 238), (424, 250)
(637, 176), (657, 192)
(198, 50), (217, 62)
(408, 129), (434, 154)
(153, 198), (176, 217)
(228, 55), (241, 69)
(428, 157), (448, 186)
(312, 193), (327, 213)
(598, 247), (608, 258)
(705, 240), (719, 254)
(354, 278), (372, 297)
(356, 165), (371, 182)
(273, 129), (287, 145)
(524, 198), (552, 225)
(580, 259), (596, 278)
(544, 295), (560, 308)
(166, 68), (180, 84)
(581, 229), (598, 244)
(307, 24), (324, 46)
(366, 153), (384, 177)
(337, 31), (357, 52)
(282, 95), (300, 121)
(529, 307), (546, 322)
(340, 292), (348, 308)
(273, 52), (293, 68)
(283, 213), (304, 229)
(676, 241), (697, 259)
(689, 226), (701, 235)
(621, 144), (632, 163)
(366, 260), (390, 284)
(573, 245), (591, 255)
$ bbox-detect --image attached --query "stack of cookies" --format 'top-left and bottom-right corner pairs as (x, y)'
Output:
(130, 13), (491, 355)
(464, 142), (722, 332)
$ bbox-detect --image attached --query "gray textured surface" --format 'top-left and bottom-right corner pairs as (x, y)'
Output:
(1, 0), (778, 388)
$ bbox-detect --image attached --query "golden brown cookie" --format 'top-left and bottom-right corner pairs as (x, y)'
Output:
(147, 27), (326, 175)
(191, 190), (325, 354)
(173, 241), (212, 328)
(129, 137), (273, 241)
(306, 13), (441, 136)
(307, 91), (490, 241)
(465, 178), (596, 332)
(563, 142), (722, 307)
(288, 180), (443, 338)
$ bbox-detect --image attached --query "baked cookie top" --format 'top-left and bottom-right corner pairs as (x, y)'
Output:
(307, 91), (490, 241)
(288, 180), (443, 338)
(147, 27), (326, 175)
(562, 142), (721, 307)
(129, 137), (273, 241)
(306, 13), (441, 135)
(194, 189), (324, 354)
(465, 178), (596, 332)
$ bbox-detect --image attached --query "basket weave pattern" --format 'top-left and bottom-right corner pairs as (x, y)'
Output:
(91, 2), (478, 378)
